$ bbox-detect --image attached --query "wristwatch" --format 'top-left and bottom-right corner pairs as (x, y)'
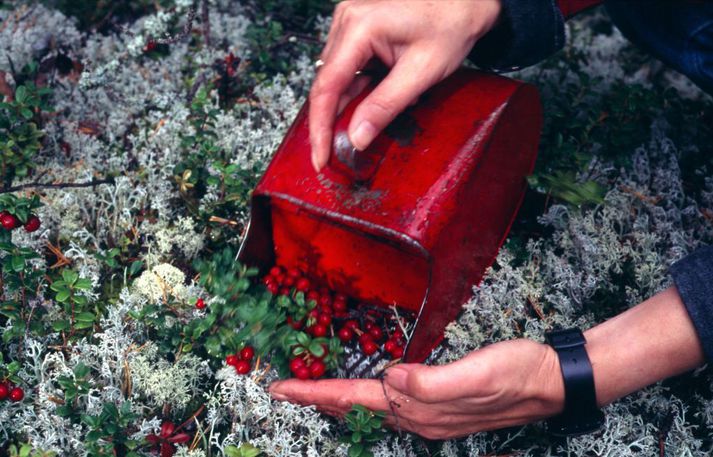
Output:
(544, 328), (605, 436)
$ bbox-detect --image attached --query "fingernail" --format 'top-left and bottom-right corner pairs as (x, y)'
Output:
(268, 384), (290, 402)
(311, 153), (321, 173)
(350, 120), (376, 151)
(385, 366), (408, 391)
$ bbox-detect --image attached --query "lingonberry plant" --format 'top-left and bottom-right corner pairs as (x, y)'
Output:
(0, 82), (52, 188)
(342, 404), (387, 457)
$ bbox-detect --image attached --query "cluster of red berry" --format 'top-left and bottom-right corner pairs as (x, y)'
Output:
(0, 212), (41, 232)
(0, 381), (24, 402)
(351, 322), (405, 359)
(262, 265), (408, 379)
(289, 355), (325, 380)
(225, 346), (255, 375)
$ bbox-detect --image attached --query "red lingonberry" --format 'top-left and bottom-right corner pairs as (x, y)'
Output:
(392, 329), (404, 339)
(317, 313), (332, 327)
(8, 387), (24, 402)
(283, 276), (295, 287)
(390, 346), (404, 359)
(334, 310), (349, 319)
(344, 320), (359, 331)
(287, 267), (301, 278)
(267, 282), (279, 295)
(287, 316), (303, 330)
(195, 298), (206, 309)
(235, 360), (251, 375)
(279, 287), (291, 296)
(306, 290), (320, 303)
(334, 293), (347, 304)
(0, 382), (8, 400)
(225, 354), (239, 366)
(275, 273), (286, 285)
(333, 299), (347, 312)
(319, 304), (333, 315)
(144, 40), (157, 53)
(311, 324), (328, 338)
(23, 215), (41, 233)
(337, 327), (353, 342)
(295, 366), (310, 380)
(263, 276), (275, 286)
(296, 277), (310, 292)
(240, 346), (255, 361)
(0, 212), (18, 230)
(289, 357), (305, 373)
(319, 295), (332, 308)
(368, 327), (383, 341)
(309, 360), (326, 379)
(362, 341), (378, 356)
(269, 266), (283, 277)
(358, 333), (373, 346)
(364, 321), (375, 331)
(384, 340), (397, 353)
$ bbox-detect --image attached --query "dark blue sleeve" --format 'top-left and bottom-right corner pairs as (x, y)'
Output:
(468, 0), (566, 72)
(670, 246), (713, 362)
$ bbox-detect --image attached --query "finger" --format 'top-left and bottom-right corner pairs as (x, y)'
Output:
(308, 31), (373, 172)
(347, 48), (446, 151)
(336, 74), (372, 115)
(269, 378), (391, 413)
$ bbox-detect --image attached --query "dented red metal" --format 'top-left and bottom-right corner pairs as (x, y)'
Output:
(557, 0), (603, 18)
(238, 68), (542, 362)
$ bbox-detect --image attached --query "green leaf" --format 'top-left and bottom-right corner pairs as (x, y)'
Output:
(74, 320), (94, 329)
(15, 85), (27, 103)
(74, 362), (90, 378)
(308, 341), (325, 358)
(74, 278), (93, 290)
(348, 443), (364, 457)
(129, 260), (143, 277)
(55, 289), (71, 303)
(11, 255), (25, 272)
(50, 280), (67, 292)
(51, 320), (71, 331)
(62, 269), (79, 285)
(76, 312), (96, 323)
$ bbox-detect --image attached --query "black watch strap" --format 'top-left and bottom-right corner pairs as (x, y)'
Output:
(545, 328), (605, 436)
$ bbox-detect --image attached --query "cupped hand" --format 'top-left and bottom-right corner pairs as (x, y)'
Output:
(269, 339), (565, 440)
(309, 0), (502, 171)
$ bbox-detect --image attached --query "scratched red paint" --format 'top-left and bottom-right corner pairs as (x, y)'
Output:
(238, 68), (542, 362)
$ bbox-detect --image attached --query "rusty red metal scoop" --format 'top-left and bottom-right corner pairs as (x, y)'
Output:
(238, 68), (542, 363)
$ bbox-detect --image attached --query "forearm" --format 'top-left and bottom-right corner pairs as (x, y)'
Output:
(583, 286), (705, 407)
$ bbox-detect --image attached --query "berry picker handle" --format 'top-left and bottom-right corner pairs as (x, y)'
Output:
(326, 84), (386, 183)
(556, 0), (603, 18)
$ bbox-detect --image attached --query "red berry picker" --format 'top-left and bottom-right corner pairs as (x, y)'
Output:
(239, 70), (540, 374)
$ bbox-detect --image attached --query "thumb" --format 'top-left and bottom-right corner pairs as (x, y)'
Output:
(348, 49), (446, 151)
(384, 354), (493, 403)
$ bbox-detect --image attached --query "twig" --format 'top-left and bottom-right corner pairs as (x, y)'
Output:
(186, 71), (208, 103)
(155, 5), (197, 45)
(1, 177), (115, 193)
(201, 0), (211, 47)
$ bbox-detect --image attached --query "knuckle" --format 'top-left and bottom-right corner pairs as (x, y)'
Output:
(407, 370), (435, 402)
(365, 97), (398, 122)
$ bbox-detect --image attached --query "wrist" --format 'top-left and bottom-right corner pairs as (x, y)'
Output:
(470, 0), (504, 41)
(532, 342), (566, 418)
